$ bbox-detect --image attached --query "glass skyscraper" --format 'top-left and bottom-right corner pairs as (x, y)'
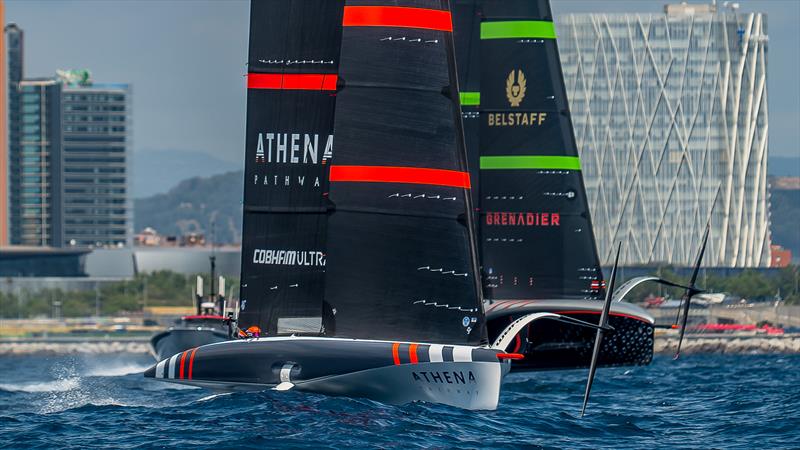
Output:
(9, 79), (62, 247)
(556, 2), (770, 267)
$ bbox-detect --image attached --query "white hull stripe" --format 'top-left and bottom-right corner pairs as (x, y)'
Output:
(422, 344), (473, 363)
(155, 359), (167, 379)
(452, 346), (473, 362)
(429, 344), (444, 362)
(168, 353), (179, 379)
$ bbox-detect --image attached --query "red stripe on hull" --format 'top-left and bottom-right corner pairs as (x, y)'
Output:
(247, 73), (337, 91)
(409, 344), (419, 364)
(392, 342), (401, 365)
(178, 351), (188, 380)
(187, 347), (198, 380)
(343, 6), (453, 32)
(330, 165), (471, 189)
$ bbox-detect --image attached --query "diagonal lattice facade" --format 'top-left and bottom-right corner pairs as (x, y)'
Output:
(555, 7), (770, 267)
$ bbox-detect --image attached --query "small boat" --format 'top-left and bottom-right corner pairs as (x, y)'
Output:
(146, 0), (617, 412)
(149, 256), (231, 361)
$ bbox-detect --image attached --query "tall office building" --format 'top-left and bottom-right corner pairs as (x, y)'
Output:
(60, 73), (131, 248)
(9, 79), (62, 246)
(0, 8), (8, 246)
(6, 23), (131, 248)
(556, 2), (770, 267)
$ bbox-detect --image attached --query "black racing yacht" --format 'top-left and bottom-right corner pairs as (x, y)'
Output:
(453, 0), (656, 371)
(145, 0), (618, 411)
(149, 255), (231, 361)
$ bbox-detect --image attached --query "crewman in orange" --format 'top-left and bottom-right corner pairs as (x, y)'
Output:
(237, 325), (262, 339)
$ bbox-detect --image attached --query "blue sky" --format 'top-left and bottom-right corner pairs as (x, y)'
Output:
(6, 0), (799, 163)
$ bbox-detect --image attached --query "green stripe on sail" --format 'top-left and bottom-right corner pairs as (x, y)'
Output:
(480, 21), (557, 40)
(459, 92), (480, 106)
(480, 155), (581, 171)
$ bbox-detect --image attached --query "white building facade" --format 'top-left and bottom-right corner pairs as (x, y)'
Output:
(556, 3), (770, 267)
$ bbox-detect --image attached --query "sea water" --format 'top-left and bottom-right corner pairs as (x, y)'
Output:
(0, 353), (798, 449)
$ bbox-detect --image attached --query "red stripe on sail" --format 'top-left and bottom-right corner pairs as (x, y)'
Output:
(392, 342), (401, 365)
(187, 347), (198, 380)
(409, 344), (419, 364)
(178, 351), (188, 380)
(330, 166), (471, 189)
(247, 73), (338, 91)
(343, 6), (453, 32)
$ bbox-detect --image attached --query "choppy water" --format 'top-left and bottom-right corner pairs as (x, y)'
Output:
(0, 352), (797, 449)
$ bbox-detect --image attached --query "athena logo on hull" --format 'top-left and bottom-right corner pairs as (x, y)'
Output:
(255, 132), (333, 164)
(412, 371), (477, 385)
(252, 249), (326, 267)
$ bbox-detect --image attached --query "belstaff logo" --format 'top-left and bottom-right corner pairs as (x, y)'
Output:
(505, 70), (526, 107)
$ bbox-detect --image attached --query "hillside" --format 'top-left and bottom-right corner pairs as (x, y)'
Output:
(133, 150), (242, 198)
(134, 169), (800, 253)
(134, 170), (244, 244)
(769, 156), (800, 177)
(771, 188), (800, 258)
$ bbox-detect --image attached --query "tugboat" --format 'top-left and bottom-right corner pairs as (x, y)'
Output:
(148, 255), (231, 360)
(146, 0), (618, 412)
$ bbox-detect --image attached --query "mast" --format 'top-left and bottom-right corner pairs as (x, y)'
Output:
(323, 1), (486, 345)
(475, 0), (604, 300)
(237, 0), (345, 335)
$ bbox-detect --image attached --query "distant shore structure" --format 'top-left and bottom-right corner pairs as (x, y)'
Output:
(5, 23), (131, 249)
(556, 1), (771, 267)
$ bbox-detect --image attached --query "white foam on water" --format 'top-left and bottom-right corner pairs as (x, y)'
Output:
(197, 392), (233, 402)
(0, 377), (80, 393)
(84, 362), (151, 377)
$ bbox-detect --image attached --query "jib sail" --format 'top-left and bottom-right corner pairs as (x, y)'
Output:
(322, 1), (487, 345)
(237, 0), (344, 335)
(477, 0), (604, 299)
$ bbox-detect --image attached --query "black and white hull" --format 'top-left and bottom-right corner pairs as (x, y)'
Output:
(145, 336), (509, 410)
(486, 300), (654, 371)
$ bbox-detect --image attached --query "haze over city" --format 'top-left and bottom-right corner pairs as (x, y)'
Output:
(6, 0), (799, 199)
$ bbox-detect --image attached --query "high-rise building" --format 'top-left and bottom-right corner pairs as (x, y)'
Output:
(0, 9), (8, 246)
(9, 79), (62, 247)
(60, 74), (131, 248)
(5, 23), (131, 248)
(556, 2), (770, 267)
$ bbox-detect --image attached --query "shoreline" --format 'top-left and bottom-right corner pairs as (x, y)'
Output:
(2, 333), (800, 356)
(654, 333), (800, 355)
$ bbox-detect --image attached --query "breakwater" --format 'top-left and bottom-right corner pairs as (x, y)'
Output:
(0, 337), (149, 355)
(655, 333), (800, 354)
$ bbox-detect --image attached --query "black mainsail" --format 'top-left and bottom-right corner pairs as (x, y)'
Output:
(476, 1), (604, 300)
(323, 1), (486, 345)
(237, 1), (344, 335)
